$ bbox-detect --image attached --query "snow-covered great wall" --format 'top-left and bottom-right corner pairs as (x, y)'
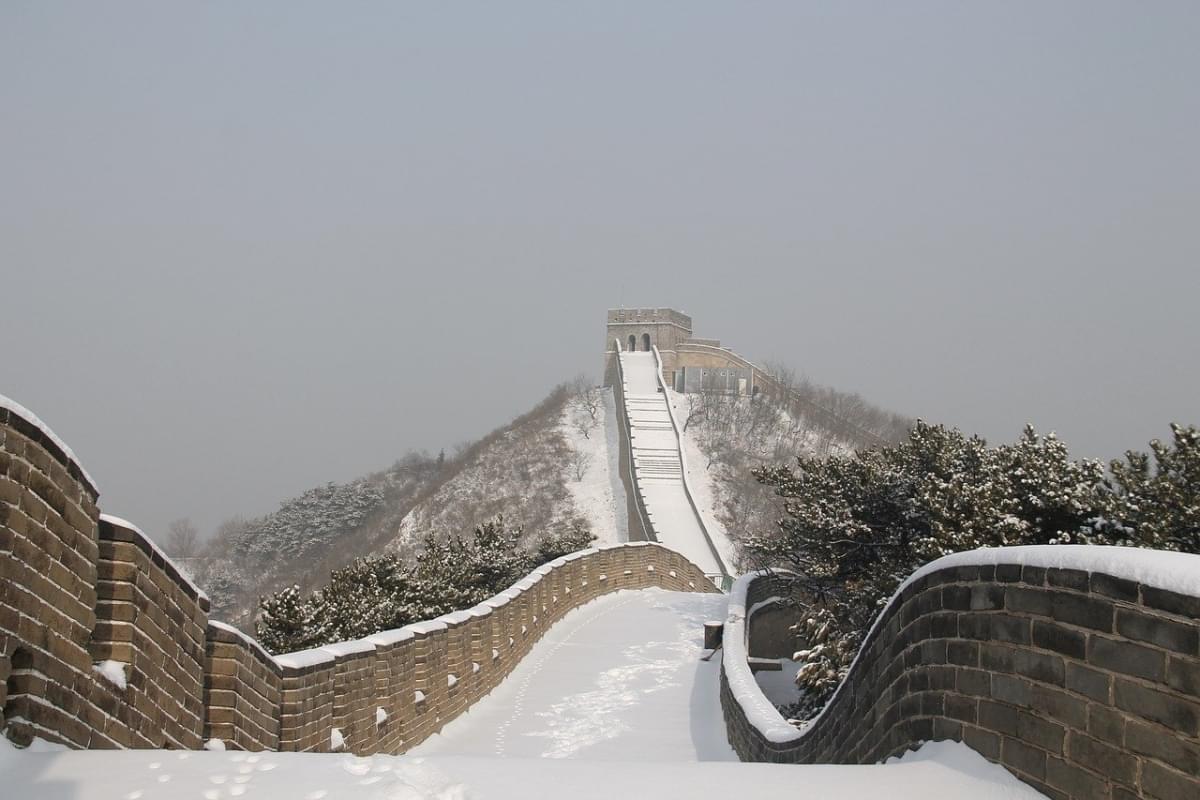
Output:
(0, 395), (717, 754)
(722, 549), (1200, 799)
(4, 386), (1200, 800)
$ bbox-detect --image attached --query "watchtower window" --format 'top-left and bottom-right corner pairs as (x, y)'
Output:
(642, 333), (651, 352)
(628, 335), (637, 352)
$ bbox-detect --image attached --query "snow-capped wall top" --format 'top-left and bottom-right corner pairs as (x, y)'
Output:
(100, 513), (210, 603)
(723, 545), (1200, 746)
(1, 392), (99, 496)
(906, 545), (1200, 599)
(209, 620), (276, 665)
(723, 569), (802, 744)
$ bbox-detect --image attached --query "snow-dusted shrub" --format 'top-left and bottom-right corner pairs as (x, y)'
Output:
(748, 420), (1200, 721)
(255, 517), (594, 654)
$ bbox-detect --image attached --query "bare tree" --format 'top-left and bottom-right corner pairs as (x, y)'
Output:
(569, 448), (593, 482)
(568, 376), (603, 439)
(166, 518), (199, 559)
(683, 391), (706, 432)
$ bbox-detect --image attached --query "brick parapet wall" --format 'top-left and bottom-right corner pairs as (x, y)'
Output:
(240, 543), (718, 755)
(204, 621), (281, 750)
(91, 516), (208, 749)
(1, 404), (106, 748)
(1, 398), (720, 757)
(721, 559), (1200, 800)
(611, 347), (654, 543)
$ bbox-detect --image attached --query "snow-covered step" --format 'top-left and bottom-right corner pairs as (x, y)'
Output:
(617, 350), (726, 577)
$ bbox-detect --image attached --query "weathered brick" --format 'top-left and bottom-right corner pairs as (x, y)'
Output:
(1012, 649), (1065, 686)
(990, 614), (1031, 645)
(1066, 662), (1111, 703)
(1032, 620), (1088, 660)
(946, 640), (978, 667)
(1088, 635), (1166, 682)
(1166, 656), (1200, 695)
(1006, 586), (1053, 616)
(1052, 593), (1114, 632)
(962, 725), (999, 759)
(1002, 735), (1047, 779)
(1086, 702), (1126, 745)
(1141, 759), (1200, 800)
(1125, 719), (1200, 775)
(1033, 685), (1088, 729)
(1068, 731), (1137, 785)
(1021, 565), (1047, 587)
(1114, 679), (1200, 735)
(1046, 755), (1108, 800)
(996, 564), (1022, 583)
(992, 674), (1032, 707)
(957, 668), (991, 697)
(1141, 586), (1200, 620)
(1116, 609), (1199, 654)
(945, 693), (978, 723)
(941, 585), (971, 610)
(970, 585), (1005, 611)
(979, 700), (1019, 735)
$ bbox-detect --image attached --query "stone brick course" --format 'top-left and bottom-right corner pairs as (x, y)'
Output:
(722, 564), (1200, 800)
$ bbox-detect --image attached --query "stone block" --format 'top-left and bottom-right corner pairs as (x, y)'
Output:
(1088, 635), (1166, 683)
(1116, 609), (1199, 655)
(1032, 620), (1088, 660)
(1114, 679), (1199, 735)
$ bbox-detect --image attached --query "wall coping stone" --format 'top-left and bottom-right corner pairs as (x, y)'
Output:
(1, 393), (99, 497)
(208, 620), (280, 671)
(100, 513), (211, 610)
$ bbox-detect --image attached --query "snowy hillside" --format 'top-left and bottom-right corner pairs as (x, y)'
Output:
(387, 383), (627, 553)
(194, 382), (628, 625)
(557, 386), (628, 546)
(667, 387), (856, 572)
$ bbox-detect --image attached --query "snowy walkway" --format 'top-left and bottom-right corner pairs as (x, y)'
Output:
(0, 589), (1046, 799)
(618, 351), (728, 578)
(415, 589), (734, 761)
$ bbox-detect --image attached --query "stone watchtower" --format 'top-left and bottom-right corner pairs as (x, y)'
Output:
(602, 308), (692, 387)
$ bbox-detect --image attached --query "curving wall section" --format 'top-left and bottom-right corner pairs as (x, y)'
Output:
(0, 394), (718, 754)
(721, 548), (1200, 800)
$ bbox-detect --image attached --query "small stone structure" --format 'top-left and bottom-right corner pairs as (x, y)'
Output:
(603, 307), (757, 394)
(603, 308), (889, 447)
(722, 557), (1200, 800)
(0, 396), (717, 754)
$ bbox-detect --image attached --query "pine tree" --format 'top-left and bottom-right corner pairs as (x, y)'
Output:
(256, 585), (321, 654)
(748, 420), (1200, 721)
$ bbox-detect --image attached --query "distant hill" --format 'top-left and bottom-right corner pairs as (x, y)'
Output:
(191, 370), (909, 626)
(192, 381), (627, 625)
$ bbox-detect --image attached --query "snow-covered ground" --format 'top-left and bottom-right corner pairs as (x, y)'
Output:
(618, 352), (727, 577)
(0, 737), (1048, 799)
(752, 658), (804, 708)
(416, 588), (734, 761)
(559, 388), (627, 546)
(0, 589), (1047, 798)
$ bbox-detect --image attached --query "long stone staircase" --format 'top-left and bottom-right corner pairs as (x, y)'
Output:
(616, 350), (730, 583)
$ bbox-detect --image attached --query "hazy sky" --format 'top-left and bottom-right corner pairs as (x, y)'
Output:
(3, 2), (1198, 540)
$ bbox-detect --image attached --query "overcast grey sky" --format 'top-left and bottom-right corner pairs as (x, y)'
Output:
(3, 2), (1197, 540)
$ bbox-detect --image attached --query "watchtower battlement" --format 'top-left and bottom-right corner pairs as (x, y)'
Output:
(602, 307), (759, 395)
(604, 308), (693, 353)
(602, 307), (695, 387)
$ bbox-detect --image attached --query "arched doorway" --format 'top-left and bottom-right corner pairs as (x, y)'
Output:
(642, 333), (651, 352)
(628, 335), (637, 352)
